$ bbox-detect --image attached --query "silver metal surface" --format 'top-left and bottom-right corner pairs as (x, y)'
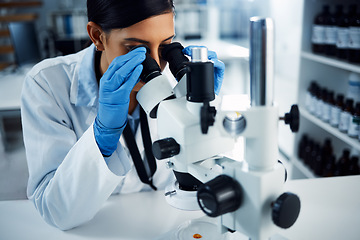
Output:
(191, 47), (208, 62)
(223, 112), (246, 137)
(249, 17), (274, 106)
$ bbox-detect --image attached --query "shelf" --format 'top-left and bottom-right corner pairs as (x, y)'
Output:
(0, 1), (42, 8)
(0, 30), (10, 38)
(300, 107), (360, 151)
(301, 51), (360, 73)
(0, 13), (38, 22)
(0, 45), (14, 54)
(291, 156), (317, 179)
(0, 62), (14, 71)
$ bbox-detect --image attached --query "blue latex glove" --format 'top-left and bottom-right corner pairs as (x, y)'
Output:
(94, 47), (146, 156)
(182, 46), (225, 95)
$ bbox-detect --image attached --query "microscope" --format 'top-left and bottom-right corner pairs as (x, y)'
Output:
(136, 17), (301, 240)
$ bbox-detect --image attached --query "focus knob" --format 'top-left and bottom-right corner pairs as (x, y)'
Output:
(152, 138), (180, 160)
(280, 105), (300, 133)
(197, 175), (242, 217)
(272, 192), (301, 229)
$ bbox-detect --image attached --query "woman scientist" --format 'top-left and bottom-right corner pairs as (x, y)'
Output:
(21, 0), (224, 230)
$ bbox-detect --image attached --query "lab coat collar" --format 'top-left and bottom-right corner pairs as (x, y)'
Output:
(70, 44), (99, 107)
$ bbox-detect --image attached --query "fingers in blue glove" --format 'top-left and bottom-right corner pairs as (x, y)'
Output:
(95, 47), (147, 157)
(101, 47), (146, 85)
(208, 50), (225, 95)
(112, 64), (143, 100)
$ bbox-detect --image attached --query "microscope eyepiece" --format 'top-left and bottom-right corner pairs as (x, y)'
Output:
(140, 53), (161, 83)
(130, 44), (161, 83)
(161, 42), (189, 80)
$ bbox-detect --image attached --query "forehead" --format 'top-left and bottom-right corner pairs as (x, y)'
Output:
(109, 12), (175, 41)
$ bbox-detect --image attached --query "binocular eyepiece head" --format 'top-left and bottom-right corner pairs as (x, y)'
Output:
(131, 42), (189, 83)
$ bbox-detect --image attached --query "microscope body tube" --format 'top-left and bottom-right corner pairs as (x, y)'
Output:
(245, 17), (278, 171)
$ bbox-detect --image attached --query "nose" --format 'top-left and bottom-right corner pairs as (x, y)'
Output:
(149, 48), (161, 67)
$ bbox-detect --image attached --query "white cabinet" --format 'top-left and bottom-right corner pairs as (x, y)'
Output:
(291, 0), (360, 179)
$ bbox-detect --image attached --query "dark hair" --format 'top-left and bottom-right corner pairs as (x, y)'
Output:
(87, 0), (174, 31)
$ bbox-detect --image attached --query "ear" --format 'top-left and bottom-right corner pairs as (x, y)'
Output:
(87, 22), (106, 51)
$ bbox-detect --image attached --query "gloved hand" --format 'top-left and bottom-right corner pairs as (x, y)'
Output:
(182, 46), (225, 95)
(94, 47), (146, 156)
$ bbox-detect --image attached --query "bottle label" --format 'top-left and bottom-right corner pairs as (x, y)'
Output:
(310, 96), (317, 114)
(305, 92), (312, 111)
(348, 116), (360, 137)
(325, 26), (337, 44)
(330, 106), (341, 126)
(322, 102), (330, 122)
(312, 25), (325, 44)
(336, 27), (349, 49)
(349, 27), (360, 49)
(339, 111), (351, 132)
(316, 99), (323, 117)
(347, 81), (360, 103)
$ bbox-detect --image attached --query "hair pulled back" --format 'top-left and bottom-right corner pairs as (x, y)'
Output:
(87, 0), (174, 31)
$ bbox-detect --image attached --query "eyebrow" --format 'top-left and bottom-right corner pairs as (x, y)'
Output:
(124, 35), (175, 44)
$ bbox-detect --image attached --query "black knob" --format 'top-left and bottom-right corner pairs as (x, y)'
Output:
(272, 192), (301, 229)
(200, 101), (217, 134)
(152, 138), (180, 160)
(281, 104), (300, 132)
(197, 175), (242, 217)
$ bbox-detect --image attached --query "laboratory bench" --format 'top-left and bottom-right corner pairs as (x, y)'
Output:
(1, 176), (359, 240)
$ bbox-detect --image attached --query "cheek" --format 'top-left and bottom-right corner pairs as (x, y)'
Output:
(132, 81), (145, 92)
(107, 50), (126, 65)
(104, 44), (128, 66)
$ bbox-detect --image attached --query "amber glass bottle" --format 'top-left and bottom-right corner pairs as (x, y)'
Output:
(339, 98), (354, 133)
(336, 5), (349, 59)
(298, 134), (308, 160)
(348, 102), (360, 138)
(322, 155), (336, 177)
(322, 138), (333, 158)
(323, 91), (334, 123)
(334, 149), (351, 176)
(304, 139), (314, 166)
(310, 143), (321, 171)
(324, 6), (338, 56)
(312, 5), (330, 54)
(348, 156), (360, 175)
(330, 94), (344, 127)
(348, 5), (360, 63)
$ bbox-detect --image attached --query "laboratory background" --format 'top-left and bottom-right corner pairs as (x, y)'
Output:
(0, 0), (359, 240)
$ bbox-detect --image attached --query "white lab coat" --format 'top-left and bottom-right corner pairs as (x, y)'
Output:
(21, 44), (175, 230)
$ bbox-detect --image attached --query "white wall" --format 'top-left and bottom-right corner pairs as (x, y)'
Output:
(269, 0), (304, 157)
